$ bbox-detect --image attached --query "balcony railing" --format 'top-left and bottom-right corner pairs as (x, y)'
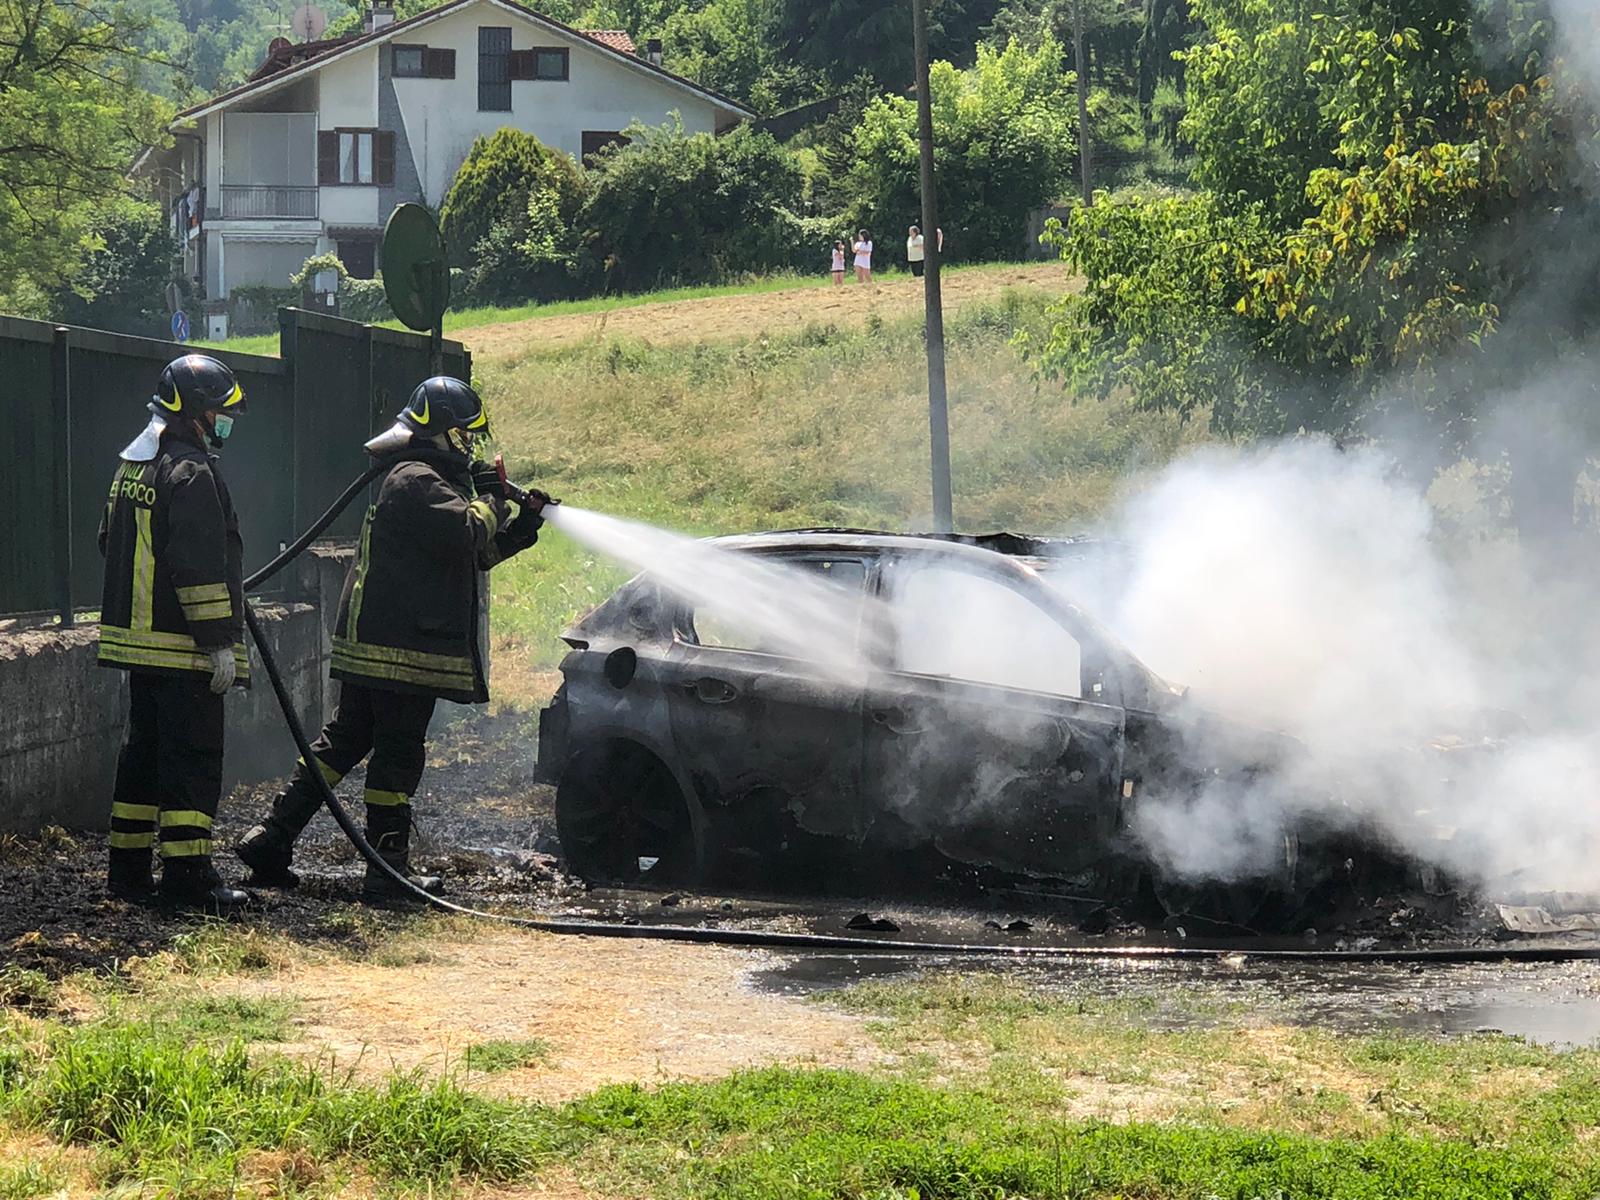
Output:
(220, 185), (318, 219)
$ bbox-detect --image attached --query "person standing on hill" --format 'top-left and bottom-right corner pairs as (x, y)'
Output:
(907, 225), (925, 277)
(853, 230), (874, 283)
(831, 240), (847, 286)
(235, 377), (547, 902)
(98, 354), (252, 913)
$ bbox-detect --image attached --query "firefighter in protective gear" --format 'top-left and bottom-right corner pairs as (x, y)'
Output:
(235, 376), (545, 900)
(99, 354), (251, 912)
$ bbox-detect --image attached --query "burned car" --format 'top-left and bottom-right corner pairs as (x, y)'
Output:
(536, 530), (1406, 927)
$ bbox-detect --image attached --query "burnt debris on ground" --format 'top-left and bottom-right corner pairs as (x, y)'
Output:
(0, 706), (1553, 981)
(0, 708), (580, 977)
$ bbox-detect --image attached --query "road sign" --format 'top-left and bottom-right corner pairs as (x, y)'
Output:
(171, 310), (191, 343)
(382, 204), (450, 333)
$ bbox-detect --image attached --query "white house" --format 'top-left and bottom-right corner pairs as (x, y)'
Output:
(138, 0), (751, 333)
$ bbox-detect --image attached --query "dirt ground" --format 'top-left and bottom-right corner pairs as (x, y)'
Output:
(226, 927), (879, 1102)
(460, 262), (1078, 360)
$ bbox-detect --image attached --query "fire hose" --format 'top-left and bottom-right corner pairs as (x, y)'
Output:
(240, 464), (1600, 965)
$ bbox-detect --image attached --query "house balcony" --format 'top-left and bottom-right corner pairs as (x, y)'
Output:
(220, 184), (319, 219)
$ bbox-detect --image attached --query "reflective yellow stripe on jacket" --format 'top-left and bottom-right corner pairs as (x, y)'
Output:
(98, 627), (250, 678)
(175, 582), (233, 624)
(330, 636), (475, 693)
(346, 506), (376, 642)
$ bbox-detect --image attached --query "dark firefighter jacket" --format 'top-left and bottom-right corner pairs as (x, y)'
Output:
(97, 427), (249, 685)
(331, 449), (533, 705)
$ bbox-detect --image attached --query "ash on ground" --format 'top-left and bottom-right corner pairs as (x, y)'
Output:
(0, 708), (1563, 979)
(0, 707), (582, 977)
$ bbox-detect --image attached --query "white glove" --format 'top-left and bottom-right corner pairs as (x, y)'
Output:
(207, 647), (236, 695)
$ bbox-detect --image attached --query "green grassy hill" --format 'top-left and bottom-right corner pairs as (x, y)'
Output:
(480, 290), (1206, 702)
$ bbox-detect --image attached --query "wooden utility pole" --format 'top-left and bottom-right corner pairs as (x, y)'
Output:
(912, 0), (954, 533)
(1074, 0), (1093, 206)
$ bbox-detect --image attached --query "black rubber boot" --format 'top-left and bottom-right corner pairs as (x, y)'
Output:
(107, 849), (156, 903)
(362, 804), (441, 904)
(235, 823), (300, 888)
(159, 858), (250, 914)
(234, 776), (324, 886)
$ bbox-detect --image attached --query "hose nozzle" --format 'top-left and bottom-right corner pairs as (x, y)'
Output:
(495, 454), (560, 511)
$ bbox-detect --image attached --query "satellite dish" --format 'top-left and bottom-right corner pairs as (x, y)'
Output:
(382, 204), (451, 333)
(290, 4), (325, 41)
(267, 35), (292, 54)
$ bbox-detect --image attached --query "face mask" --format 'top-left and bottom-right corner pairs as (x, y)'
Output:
(210, 413), (235, 445)
(446, 428), (477, 456)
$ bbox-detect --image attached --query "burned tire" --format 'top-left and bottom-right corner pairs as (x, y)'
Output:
(556, 741), (704, 886)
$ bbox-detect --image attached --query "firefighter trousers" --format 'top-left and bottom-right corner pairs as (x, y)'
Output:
(109, 673), (224, 867)
(264, 682), (437, 854)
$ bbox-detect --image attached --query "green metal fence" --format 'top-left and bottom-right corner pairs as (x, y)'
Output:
(0, 308), (470, 620)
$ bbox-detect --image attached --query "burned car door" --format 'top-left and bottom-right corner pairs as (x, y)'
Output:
(862, 554), (1127, 883)
(660, 552), (876, 861)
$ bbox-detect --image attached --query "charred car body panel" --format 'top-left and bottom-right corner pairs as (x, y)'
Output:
(538, 531), (1347, 920)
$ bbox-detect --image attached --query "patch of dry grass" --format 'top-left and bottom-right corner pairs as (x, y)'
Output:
(835, 972), (1600, 1149)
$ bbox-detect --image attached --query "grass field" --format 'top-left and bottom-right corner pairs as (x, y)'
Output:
(480, 286), (1199, 703)
(192, 261), (1056, 359)
(3, 923), (1597, 1199)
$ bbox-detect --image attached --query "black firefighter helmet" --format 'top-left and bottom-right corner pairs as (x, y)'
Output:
(123, 355), (246, 457)
(152, 354), (247, 418)
(365, 376), (488, 457)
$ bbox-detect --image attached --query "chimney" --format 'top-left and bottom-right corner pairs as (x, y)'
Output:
(646, 37), (662, 67)
(366, 2), (394, 33)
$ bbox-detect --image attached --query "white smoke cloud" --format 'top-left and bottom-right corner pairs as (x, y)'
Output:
(1072, 438), (1600, 895)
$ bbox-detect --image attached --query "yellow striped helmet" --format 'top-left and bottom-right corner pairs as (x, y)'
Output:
(152, 355), (246, 417)
(364, 375), (487, 457)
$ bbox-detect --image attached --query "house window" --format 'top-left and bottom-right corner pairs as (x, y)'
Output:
(394, 44), (456, 77)
(393, 44), (425, 76)
(340, 130), (373, 183)
(478, 26), (512, 110)
(582, 130), (627, 163)
(318, 129), (396, 186)
(512, 46), (569, 80)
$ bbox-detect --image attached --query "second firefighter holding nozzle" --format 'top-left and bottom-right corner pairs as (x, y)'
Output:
(236, 376), (549, 899)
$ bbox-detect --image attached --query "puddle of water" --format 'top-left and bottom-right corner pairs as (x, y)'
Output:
(754, 954), (1600, 1048)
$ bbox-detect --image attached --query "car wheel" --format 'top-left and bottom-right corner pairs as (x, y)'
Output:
(556, 741), (704, 886)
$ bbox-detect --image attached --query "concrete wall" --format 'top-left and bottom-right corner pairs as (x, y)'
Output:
(0, 547), (353, 834)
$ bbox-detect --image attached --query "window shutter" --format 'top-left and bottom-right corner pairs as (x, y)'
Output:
(425, 47), (455, 77)
(317, 131), (339, 185)
(508, 48), (533, 80)
(376, 131), (396, 186)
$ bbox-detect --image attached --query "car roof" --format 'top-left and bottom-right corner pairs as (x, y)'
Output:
(709, 528), (1119, 562)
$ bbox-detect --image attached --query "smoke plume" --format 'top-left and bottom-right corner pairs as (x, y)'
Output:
(1071, 439), (1600, 895)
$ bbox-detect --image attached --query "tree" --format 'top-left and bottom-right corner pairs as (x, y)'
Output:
(986, 0), (1142, 84)
(1136, 0), (1189, 112)
(464, 148), (592, 305)
(661, 0), (819, 112)
(440, 129), (573, 269)
(50, 200), (177, 336)
(0, 0), (173, 304)
(583, 122), (805, 289)
(1041, 0), (1600, 538)
(846, 36), (1077, 261)
(772, 0), (987, 89)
